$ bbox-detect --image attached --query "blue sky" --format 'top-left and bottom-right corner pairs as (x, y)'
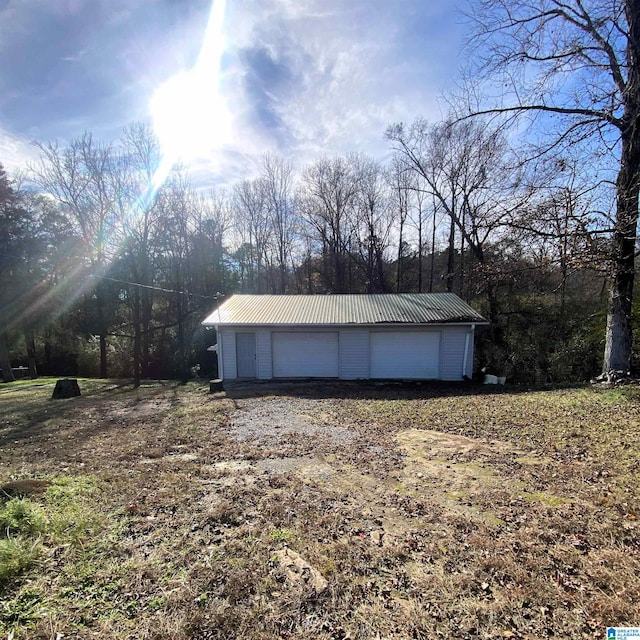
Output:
(0, 0), (465, 187)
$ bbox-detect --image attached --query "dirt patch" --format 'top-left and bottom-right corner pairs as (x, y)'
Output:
(395, 428), (553, 524)
(227, 397), (357, 448)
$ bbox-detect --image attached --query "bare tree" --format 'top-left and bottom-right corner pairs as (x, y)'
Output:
(115, 123), (163, 385)
(511, 157), (609, 313)
(410, 178), (434, 293)
(389, 157), (412, 292)
(298, 156), (360, 293)
(155, 170), (196, 383)
(233, 178), (271, 293)
(353, 157), (394, 293)
(30, 133), (120, 377)
(387, 117), (522, 329)
(261, 154), (296, 293)
(463, 0), (640, 374)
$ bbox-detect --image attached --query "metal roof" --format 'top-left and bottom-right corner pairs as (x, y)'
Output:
(202, 293), (487, 326)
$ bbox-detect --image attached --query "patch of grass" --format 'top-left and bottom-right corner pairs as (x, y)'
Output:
(269, 528), (293, 542)
(0, 499), (47, 537)
(0, 473), (124, 636)
(518, 489), (570, 506)
(0, 587), (44, 625)
(0, 539), (42, 584)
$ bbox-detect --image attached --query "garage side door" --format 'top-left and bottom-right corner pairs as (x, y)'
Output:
(370, 331), (440, 379)
(272, 332), (339, 378)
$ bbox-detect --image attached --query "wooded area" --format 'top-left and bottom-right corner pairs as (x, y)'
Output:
(1, 0), (638, 386)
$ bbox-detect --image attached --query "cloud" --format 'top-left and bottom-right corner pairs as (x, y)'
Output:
(0, 127), (38, 174)
(0, 0), (463, 187)
(215, 0), (458, 173)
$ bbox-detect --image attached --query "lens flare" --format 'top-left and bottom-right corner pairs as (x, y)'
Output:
(149, 0), (229, 188)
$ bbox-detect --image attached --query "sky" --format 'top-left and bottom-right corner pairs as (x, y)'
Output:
(0, 0), (466, 188)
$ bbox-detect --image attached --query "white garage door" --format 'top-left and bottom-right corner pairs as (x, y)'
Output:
(272, 332), (340, 378)
(370, 331), (440, 379)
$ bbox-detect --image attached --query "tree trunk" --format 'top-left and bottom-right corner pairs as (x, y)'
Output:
(397, 214), (404, 292)
(133, 286), (141, 388)
(24, 327), (38, 379)
(0, 332), (15, 382)
(429, 207), (436, 293)
(177, 290), (188, 384)
(446, 216), (455, 292)
(602, 139), (640, 372)
(99, 333), (107, 378)
(141, 287), (152, 379)
(417, 212), (423, 293)
(602, 2), (640, 373)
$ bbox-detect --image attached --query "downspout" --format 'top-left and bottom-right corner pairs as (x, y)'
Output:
(462, 324), (475, 379)
(216, 325), (224, 381)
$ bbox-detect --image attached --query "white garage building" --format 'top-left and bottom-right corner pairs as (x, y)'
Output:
(202, 293), (487, 382)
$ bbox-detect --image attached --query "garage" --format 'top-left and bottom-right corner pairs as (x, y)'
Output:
(370, 331), (441, 379)
(202, 293), (487, 382)
(272, 331), (339, 378)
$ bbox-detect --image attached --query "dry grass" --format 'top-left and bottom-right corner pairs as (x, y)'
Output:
(0, 379), (639, 639)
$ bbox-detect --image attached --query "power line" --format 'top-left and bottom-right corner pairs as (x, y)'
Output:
(0, 250), (224, 301)
(90, 274), (223, 300)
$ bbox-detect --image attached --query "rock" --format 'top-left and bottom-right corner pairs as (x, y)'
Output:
(52, 378), (81, 399)
(370, 530), (385, 547)
(273, 548), (328, 594)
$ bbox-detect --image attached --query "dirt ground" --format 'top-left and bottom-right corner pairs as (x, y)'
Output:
(1, 379), (639, 639)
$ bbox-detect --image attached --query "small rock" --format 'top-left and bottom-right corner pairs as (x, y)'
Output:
(273, 548), (328, 594)
(370, 530), (384, 547)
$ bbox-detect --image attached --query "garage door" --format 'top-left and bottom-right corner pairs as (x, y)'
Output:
(272, 332), (339, 378)
(370, 331), (440, 379)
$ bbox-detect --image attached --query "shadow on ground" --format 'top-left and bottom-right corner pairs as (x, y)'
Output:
(222, 378), (587, 401)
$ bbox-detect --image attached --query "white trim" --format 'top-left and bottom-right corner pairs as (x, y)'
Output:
(204, 322), (488, 329)
(462, 324), (475, 378)
(216, 325), (224, 380)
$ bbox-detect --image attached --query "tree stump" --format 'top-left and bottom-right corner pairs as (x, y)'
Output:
(209, 379), (223, 393)
(52, 378), (81, 399)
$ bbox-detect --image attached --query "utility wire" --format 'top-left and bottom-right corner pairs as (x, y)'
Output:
(90, 274), (223, 300)
(0, 251), (223, 301)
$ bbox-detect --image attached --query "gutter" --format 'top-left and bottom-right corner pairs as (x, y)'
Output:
(462, 324), (475, 379)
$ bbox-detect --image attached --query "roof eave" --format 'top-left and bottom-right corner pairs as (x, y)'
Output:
(201, 320), (489, 327)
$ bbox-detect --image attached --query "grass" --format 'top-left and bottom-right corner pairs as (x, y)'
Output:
(0, 378), (639, 638)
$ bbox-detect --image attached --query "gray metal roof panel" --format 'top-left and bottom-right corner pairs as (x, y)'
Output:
(202, 293), (487, 326)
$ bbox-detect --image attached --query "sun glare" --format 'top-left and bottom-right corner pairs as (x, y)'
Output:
(150, 0), (229, 167)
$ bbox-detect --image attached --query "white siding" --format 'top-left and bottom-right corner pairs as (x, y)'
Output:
(440, 326), (468, 381)
(340, 330), (369, 379)
(256, 330), (272, 379)
(218, 323), (477, 381)
(220, 329), (237, 379)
